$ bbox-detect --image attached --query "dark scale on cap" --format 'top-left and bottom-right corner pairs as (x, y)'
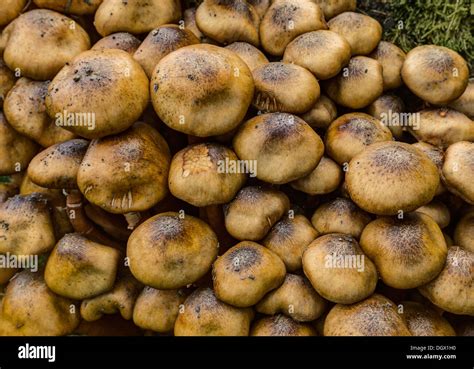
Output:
(327, 197), (358, 215)
(54, 139), (89, 157)
(269, 217), (294, 241)
(338, 118), (379, 145)
(346, 58), (372, 79)
(235, 186), (265, 203)
(271, 4), (299, 30)
(227, 245), (261, 272)
(216, 0), (254, 21)
(149, 215), (185, 242)
(370, 144), (418, 174)
(324, 234), (360, 256)
(424, 49), (454, 73)
(352, 299), (400, 335)
(384, 216), (425, 265)
(258, 63), (292, 83)
(263, 113), (304, 142)
(269, 315), (298, 335)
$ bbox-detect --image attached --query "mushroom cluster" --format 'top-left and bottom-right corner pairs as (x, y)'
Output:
(0, 0), (472, 337)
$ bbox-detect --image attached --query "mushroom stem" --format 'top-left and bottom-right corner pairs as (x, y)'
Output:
(200, 204), (234, 252)
(124, 212), (142, 230)
(66, 190), (122, 249)
(84, 204), (131, 241)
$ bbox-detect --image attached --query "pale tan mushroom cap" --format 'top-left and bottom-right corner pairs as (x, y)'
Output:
(449, 79), (474, 119)
(33, 0), (103, 15)
(225, 42), (269, 71)
(251, 314), (317, 336)
(0, 59), (16, 108)
(300, 94), (338, 130)
(91, 32), (141, 54)
(370, 41), (406, 90)
(290, 156), (342, 195)
(0, 0), (27, 27)
(442, 141), (474, 204)
(454, 211), (474, 252)
(366, 93), (405, 138)
(399, 301), (456, 336)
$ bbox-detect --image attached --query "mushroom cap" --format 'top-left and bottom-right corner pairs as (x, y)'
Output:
(150, 44), (254, 137)
(412, 141), (446, 195)
(183, 7), (206, 42)
(419, 246), (474, 315)
(0, 58), (16, 109)
(366, 93), (406, 139)
(225, 42), (269, 71)
(449, 78), (474, 119)
(174, 287), (253, 336)
(312, 0), (356, 19)
(346, 141), (440, 215)
(2, 9), (90, 80)
(45, 233), (121, 300)
(4, 78), (76, 147)
(260, 0), (327, 56)
(256, 274), (326, 322)
(0, 270), (80, 336)
(369, 41), (406, 90)
(195, 0), (261, 46)
(224, 186), (290, 241)
(0, 172), (23, 204)
(134, 25), (200, 78)
(408, 108), (474, 149)
(247, 0), (271, 18)
(324, 294), (411, 336)
(46, 49), (150, 139)
(94, 0), (182, 36)
(168, 143), (246, 207)
(299, 94), (338, 130)
(290, 156), (342, 195)
(399, 301), (456, 336)
(262, 214), (318, 271)
(283, 30), (351, 80)
(127, 212), (219, 289)
(311, 197), (372, 238)
(133, 286), (188, 333)
(252, 62), (320, 113)
(28, 139), (89, 189)
(77, 122), (171, 214)
(0, 0), (26, 27)
(325, 112), (393, 165)
(91, 32), (141, 54)
(0, 193), (55, 255)
(213, 241), (286, 307)
(454, 211), (474, 252)
(33, 0), (103, 15)
(328, 12), (382, 55)
(442, 141), (474, 204)
(402, 45), (469, 105)
(325, 56), (384, 109)
(302, 233), (378, 304)
(233, 113), (324, 184)
(0, 112), (38, 175)
(360, 212), (448, 289)
(415, 200), (451, 229)
(251, 314), (316, 336)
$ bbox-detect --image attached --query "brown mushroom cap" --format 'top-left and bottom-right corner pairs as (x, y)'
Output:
(325, 56), (384, 109)
(28, 139), (89, 189)
(260, 0), (327, 56)
(252, 62), (320, 114)
(360, 212), (448, 289)
(127, 212), (219, 289)
(399, 301), (456, 336)
(150, 44), (254, 137)
(183, 7), (206, 42)
(402, 45), (469, 105)
(91, 32), (141, 54)
(213, 241), (286, 307)
(256, 274), (326, 321)
(0, 172), (23, 204)
(303, 234), (378, 304)
(44, 233), (121, 299)
(251, 314), (316, 336)
(311, 197), (372, 238)
(2, 9), (90, 80)
(408, 108), (474, 149)
(233, 113), (324, 184)
(300, 94), (337, 130)
(0, 267), (18, 285)
(4, 78), (76, 147)
(369, 41), (406, 90)
(33, 0), (102, 15)
(442, 141), (474, 204)
(366, 93), (406, 139)
(77, 123), (171, 214)
(346, 141), (440, 215)
(328, 12), (382, 55)
(324, 294), (411, 336)
(262, 213), (318, 271)
(290, 156), (342, 195)
(454, 210), (474, 252)
(46, 49), (149, 139)
(312, 0), (356, 19)
(283, 30), (351, 80)
(94, 0), (181, 36)
(0, 59), (15, 108)
(0, 0), (26, 27)
(168, 143), (246, 207)
(134, 25), (200, 78)
(0, 193), (55, 255)
(419, 246), (473, 315)
(133, 286), (188, 333)
(0, 112), (38, 175)
(174, 287), (253, 336)
(412, 141), (446, 195)
(449, 78), (474, 119)
(247, 0), (271, 19)
(225, 42), (269, 71)
(0, 270), (80, 336)
(325, 112), (393, 165)
(415, 200), (451, 229)
(196, 0), (261, 46)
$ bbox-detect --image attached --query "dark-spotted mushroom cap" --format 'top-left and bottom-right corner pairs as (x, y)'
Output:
(454, 210), (474, 252)
(312, 0), (356, 19)
(346, 141), (440, 215)
(33, 0), (102, 15)
(366, 93), (406, 139)
(412, 141), (446, 195)
(251, 314), (316, 336)
(399, 301), (456, 336)
(442, 141), (474, 204)
(91, 32), (141, 54)
(415, 200), (451, 229)
(225, 42), (269, 71)
(449, 78), (474, 119)
(300, 95), (338, 130)
(369, 41), (406, 90)
(290, 156), (342, 195)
